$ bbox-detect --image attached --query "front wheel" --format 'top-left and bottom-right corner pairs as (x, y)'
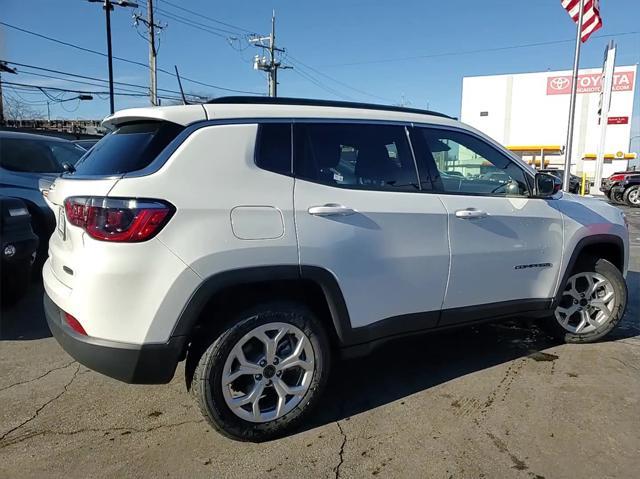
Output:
(610, 189), (625, 204)
(189, 302), (331, 442)
(543, 257), (627, 343)
(623, 185), (640, 207)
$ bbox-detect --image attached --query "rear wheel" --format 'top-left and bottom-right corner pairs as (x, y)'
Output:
(543, 257), (626, 343)
(623, 185), (640, 207)
(189, 302), (331, 442)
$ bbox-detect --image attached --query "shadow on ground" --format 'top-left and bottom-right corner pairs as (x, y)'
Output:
(303, 271), (640, 431)
(0, 280), (50, 340)
(1, 270), (638, 438)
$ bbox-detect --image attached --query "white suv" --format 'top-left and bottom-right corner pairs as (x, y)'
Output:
(43, 97), (629, 441)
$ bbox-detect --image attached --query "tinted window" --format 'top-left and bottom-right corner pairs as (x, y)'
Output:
(294, 123), (419, 192)
(74, 121), (183, 176)
(413, 128), (529, 197)
(0, 138), (84, 173)
(255, 123), (292, 174)
(49, 142), (86, 166)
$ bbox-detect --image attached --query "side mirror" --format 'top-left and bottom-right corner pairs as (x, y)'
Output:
(535, 172), (561, 198)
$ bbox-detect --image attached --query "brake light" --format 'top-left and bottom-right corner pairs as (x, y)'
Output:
(64, 197), (173, 242)
(609, 174), (626, 182)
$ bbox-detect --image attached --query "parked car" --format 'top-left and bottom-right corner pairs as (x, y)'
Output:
(600, 171), (640, 206)
(538, 168), (588, 194)
(43, 97), (629, 441)
(0, 131), (86, 262)
(1, 196), (39, 306)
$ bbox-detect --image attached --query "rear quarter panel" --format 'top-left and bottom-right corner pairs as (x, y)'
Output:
(108, 123), (298, 279)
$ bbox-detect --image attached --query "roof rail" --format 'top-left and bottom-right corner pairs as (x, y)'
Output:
(206, 96), (453, 119)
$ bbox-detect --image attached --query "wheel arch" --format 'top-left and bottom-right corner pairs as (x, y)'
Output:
(171, 265), (353, 349)
(553, 234), (625, 307)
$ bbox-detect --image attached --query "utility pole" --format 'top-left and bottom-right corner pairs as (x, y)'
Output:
(89, 0), (139, 114)
(0, 61), (18, 126)
(251, 11), (291, 97)
(134, 0), (164, 105)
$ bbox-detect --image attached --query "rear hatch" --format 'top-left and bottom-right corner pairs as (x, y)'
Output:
(46, 118), (192, 289)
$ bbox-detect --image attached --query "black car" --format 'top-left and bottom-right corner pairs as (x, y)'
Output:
(600, 171), (640, 206)
(0, 131), (86, 263)
(0, 196), (39, 306)
(538, 169), (588, 194)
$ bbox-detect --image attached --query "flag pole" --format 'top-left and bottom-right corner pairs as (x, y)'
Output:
(562, 1), (584, 193)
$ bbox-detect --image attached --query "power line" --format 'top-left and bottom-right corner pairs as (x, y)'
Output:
(154, 8), (229, 39)
(159, 0), (256, 34)
(322, 30), (640, 68)
(154, 6), (242, 38)
(285, 53), (393, 103)
(0, 21), (263, 95)
(1, 60), (204, 99)
(291, 68), (356, 101)
(1, 81), (185, 101)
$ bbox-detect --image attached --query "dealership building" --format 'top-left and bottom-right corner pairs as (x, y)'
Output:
(461, 65), (638, 179)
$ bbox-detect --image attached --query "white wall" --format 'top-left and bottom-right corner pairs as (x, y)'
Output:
(461, 66), (636, 177)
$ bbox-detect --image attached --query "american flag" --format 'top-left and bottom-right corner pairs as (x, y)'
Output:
(561, 0), (603, 42)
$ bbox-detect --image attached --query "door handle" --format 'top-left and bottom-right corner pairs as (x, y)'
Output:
(455, 208), (488, 219)
(308, 204), (356, 217)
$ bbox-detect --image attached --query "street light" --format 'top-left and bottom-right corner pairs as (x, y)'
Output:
(47, 95), (94, 121)
(88, 0), (139, 115)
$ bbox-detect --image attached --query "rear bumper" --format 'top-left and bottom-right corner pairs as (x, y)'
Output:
(44, 292), (185, 384)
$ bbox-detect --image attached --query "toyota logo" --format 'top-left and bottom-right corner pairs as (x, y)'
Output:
(550, 77), (570, 90)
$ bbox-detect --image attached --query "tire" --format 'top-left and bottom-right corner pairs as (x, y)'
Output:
(610, 189), (625, 204)
(189, 302), (331, 442)
(543, 257), (627, 343)
(623, 185), (640, 207)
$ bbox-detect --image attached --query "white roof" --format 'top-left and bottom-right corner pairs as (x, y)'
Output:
(102, 102), (459, 129)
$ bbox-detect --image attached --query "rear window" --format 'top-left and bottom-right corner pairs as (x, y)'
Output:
(0, 137), (85, 173)
(74, 121), (184, 175)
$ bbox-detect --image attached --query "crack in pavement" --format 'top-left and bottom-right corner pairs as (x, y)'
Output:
(0, 360), (77, 393)
(0, 363), (80, 443)
(611, 356), (640, 372)
(333, 421), (347, 479)
(0, 419), (205, 449)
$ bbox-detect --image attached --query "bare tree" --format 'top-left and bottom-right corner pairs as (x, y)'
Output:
(3, 95), (45, 121)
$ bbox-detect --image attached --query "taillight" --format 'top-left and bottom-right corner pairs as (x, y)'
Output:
(64, 312), (87, 336)
(64, 197), (174, 242)
(609, 174), (626, 182)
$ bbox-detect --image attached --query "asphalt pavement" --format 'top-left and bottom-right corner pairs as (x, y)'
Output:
(1, 204), (639, 479)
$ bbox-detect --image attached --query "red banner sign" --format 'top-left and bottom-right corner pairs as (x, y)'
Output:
(607, 116), (629, 125)
(546, 70), (635, 95)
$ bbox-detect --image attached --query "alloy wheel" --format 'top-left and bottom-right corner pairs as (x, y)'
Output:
(554, 272), (616, 334)
(628, 188), (640, 205)
(221, 322), (315, 423)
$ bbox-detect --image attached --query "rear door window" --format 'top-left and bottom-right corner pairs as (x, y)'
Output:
(294, 123), (420, 192)
(74, 121), (184, 175)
